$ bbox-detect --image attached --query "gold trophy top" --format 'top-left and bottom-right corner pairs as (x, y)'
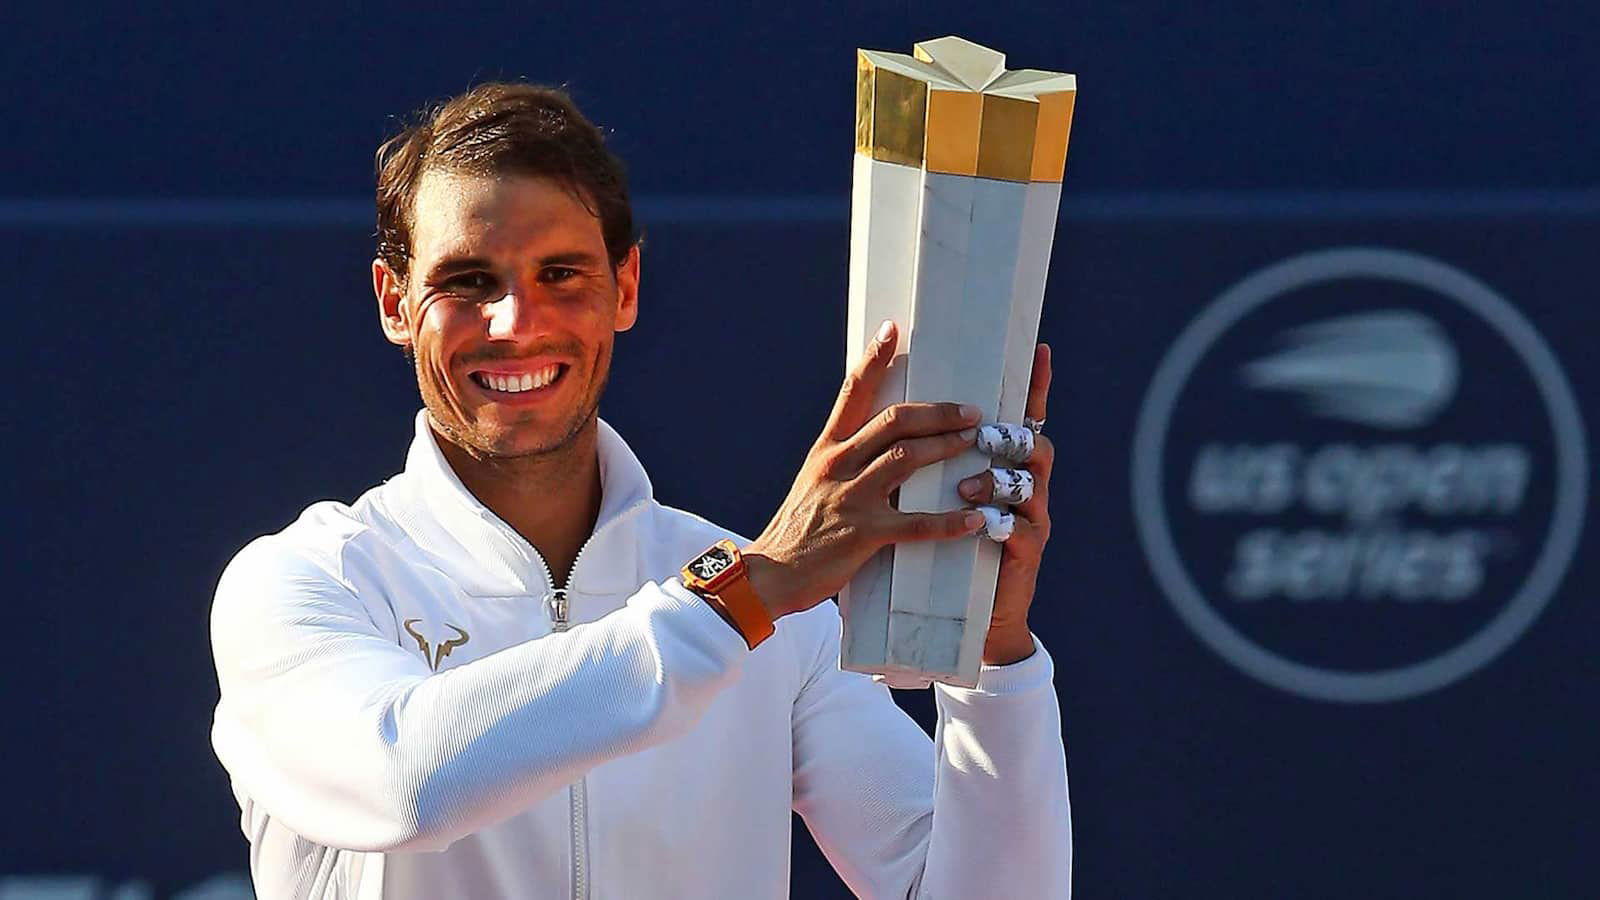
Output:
(855, 36), (1076, 184)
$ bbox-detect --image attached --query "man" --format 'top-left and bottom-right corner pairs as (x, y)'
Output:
(210, 82), (1071, 899)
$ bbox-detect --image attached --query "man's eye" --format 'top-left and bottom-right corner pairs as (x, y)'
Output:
(444, 272), (494, 293)
(539, 266), (579, 284)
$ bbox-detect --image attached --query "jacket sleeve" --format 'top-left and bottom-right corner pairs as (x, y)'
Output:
(789, 605), (1072, 898)
(209, 537), (748, 853)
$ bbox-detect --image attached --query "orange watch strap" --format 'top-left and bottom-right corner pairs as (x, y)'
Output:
(709, 570), (775, 650)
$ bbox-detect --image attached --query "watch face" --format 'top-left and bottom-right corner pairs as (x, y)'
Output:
(688, 545), (736, 582)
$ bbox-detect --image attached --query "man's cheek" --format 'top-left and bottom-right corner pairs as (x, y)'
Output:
(410, 292), (441, 324)
(411, 295), (457, 347)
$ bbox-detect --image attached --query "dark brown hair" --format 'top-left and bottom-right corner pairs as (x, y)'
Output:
(374, 82), (636, 284)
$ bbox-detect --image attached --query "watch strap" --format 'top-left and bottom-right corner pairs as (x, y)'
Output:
(701, 568), (774, 650)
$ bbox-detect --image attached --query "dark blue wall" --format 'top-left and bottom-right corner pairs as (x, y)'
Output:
(4, 3), (1596, 897)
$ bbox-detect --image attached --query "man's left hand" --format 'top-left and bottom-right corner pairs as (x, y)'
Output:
(957, 343), (1054, 666)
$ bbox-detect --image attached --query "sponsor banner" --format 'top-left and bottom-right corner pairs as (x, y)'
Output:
(1134, 247), (1588, 702)
(6, 222), (1597, 898)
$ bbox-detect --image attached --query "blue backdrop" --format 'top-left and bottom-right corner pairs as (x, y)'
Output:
(4, 3), (1596, 898)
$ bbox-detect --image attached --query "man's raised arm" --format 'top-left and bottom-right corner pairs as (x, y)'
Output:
(788, 612), (1071, 898)
(210, 541), (747, 853)
(774, 331), (1072, 897)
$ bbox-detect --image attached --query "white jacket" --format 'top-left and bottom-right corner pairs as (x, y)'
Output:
(210, 411), (1073, 899)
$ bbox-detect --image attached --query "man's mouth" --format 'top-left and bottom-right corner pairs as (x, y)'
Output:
(469, 362), (568, 394)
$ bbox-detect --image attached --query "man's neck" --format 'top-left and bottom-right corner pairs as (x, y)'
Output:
(431, 418), (603, 589)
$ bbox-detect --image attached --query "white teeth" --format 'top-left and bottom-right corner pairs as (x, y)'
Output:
(478, 364), (560, 393)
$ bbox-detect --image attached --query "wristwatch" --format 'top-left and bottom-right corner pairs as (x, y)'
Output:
(681, 539), (774, 650)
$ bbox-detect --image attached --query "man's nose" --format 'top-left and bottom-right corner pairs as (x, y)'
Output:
(484, 289), (547, 341)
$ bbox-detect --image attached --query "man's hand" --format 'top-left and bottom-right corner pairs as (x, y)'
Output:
(957, 343), (1054, 666)
(744, 321), (986, 619)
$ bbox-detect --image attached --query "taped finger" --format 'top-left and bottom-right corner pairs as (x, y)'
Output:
(975, 423), (1035, 463)
(976, 505), (1015, 542)
(989, 467), (1034, 505)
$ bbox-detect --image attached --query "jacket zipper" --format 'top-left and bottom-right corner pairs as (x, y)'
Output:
(527, 497), (648, 900)
(545, 586), (590, 900)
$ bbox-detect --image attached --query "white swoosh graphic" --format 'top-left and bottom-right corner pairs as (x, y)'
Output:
(1241, 311), (1458, 429)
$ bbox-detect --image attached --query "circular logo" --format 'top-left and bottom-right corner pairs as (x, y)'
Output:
(1133, 247), (1587, 702)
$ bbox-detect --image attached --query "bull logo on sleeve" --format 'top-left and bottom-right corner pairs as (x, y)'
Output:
(402, 619), (471, 672)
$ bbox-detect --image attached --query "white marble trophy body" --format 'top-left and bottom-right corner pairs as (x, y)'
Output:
(839, 37), (1076, 688)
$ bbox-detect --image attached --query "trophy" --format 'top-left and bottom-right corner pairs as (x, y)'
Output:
(838, 36), (1075, 688)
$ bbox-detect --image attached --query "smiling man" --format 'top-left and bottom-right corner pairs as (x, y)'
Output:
(210, 83), (1072, 899)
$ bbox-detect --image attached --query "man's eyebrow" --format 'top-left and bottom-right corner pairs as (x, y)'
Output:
(537, 251), (605, 268)
(424, 255), (492, 280)
(424, 251), (605, 279)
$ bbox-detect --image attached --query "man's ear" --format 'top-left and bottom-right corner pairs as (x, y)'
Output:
(614, 245), (641, 333)
(373, 259), (413, 347)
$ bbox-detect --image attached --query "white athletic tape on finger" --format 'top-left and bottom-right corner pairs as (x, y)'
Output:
(990, 467), (1034, 504)
(976, 423), (1034, 463)
(977, 505), (1015, 542)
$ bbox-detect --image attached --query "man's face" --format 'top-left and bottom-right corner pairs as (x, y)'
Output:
(375, 171), (639, 458)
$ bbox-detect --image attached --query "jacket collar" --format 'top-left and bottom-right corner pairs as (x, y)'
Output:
(386, 410), (655, 603)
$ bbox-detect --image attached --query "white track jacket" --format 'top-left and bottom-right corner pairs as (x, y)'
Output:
(210, 412), (1073, 899)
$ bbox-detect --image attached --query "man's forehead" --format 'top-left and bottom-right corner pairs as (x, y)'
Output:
(411, 170), (601, 261)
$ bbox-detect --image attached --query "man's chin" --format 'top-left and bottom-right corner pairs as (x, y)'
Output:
(469, 412), (594, 459)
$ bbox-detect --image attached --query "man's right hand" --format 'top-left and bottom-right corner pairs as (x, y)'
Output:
(743, 320), (985, 620)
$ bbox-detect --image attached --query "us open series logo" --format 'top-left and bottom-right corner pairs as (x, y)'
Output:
(1133, 248), (1588, 702)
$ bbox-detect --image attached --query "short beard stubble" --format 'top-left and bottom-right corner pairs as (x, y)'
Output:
(414, 341), (613, 462)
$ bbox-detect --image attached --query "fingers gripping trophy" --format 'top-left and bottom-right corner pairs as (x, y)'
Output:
(839, 36), (1076, 688)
